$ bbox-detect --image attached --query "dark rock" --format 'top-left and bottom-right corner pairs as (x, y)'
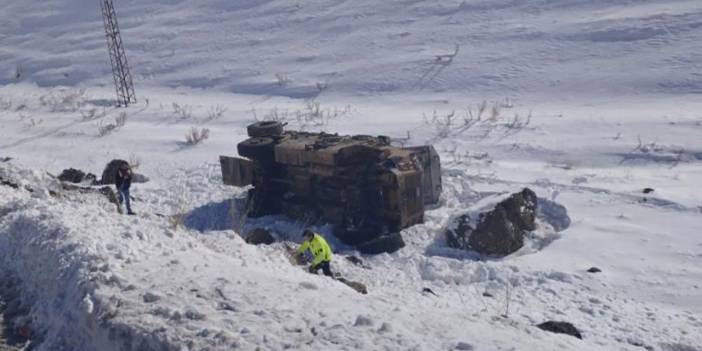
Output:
(355, 232), (405, 254)
(499, 188), (538, 231)
(0, 178), (20, 189)
(422, 288), (438, 296)
(587, 267), (602, 273)
(446, 188), (538, 256)
(100, 159), (148, 185)
(0, 157), (12, 163)
(446, 213), (473, 249)
(58, 168), (97, 184)
(245, 228), (276, 245)
(469, 205), (524, 256)
(455, 342), (475, 351)
(482, 292), (494, 298)
(143, 292), (161, 303)
(353, 315), (373, 326)
(643, 188), (655, 194)
(101, 159), (127, 185)
(537, 321), (582, 339)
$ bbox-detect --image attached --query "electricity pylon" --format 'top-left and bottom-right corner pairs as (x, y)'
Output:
(101, 0), (136, 107)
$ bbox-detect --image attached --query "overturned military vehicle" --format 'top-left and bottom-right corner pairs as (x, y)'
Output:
(220, 121), (441, 254)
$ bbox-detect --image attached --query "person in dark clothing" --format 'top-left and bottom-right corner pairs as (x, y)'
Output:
(115, 161), (135, 215)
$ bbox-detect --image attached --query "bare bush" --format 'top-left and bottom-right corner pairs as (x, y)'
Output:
(169, 194), (189, 230)
(81, 108), (97, 121)
(23, 117), (43, 129)
(129, 154), (141, 170)
(39, 88), (86, 112)
(251, 107), (292, 123)
(424, 100), (532, 142)
(296, 100), (351, 129)
(620, 135), (686, 167)
(252, 100), (351, 130)
(204, 105), (227, 122)
(315, 82), (328, 94)
(390, 131), (413, 146)
(172, 103), (193, 120)
(443, 145), (492, 166)
(115, 112), (127, 127)
(424, 110), (457, 139)
(185, 127), (210, 145)
(489, 104), (501, 122)
(98, 112), (128, 137)
(435, 44), (460, 63)
(275, 73), (291, 87)
(499, 97), (514, 109)
(504, 111), (532, 135)
(80, 107), (107, 121)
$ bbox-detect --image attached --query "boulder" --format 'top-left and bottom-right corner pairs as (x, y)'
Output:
(499, 188), (537, 231)
(58, 168), (97, 184)
(446, 188), (538, 256)
(445, 213), (473, 249)
(245, 228), (276, 245)
(469, 205), (523, 255)
(537, 321), (582, 339)
(587, 267), (602, 273)
(101, 159), (126, 185)
(100, 159), (149, 185)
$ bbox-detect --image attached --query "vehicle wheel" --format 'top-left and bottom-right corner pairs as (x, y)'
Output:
(238, 137), (275, 161)
(247, 121), (284, 137)
(355, 232), (405, 254)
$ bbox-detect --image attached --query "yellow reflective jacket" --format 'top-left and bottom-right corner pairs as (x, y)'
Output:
(297, 233), (332, 266)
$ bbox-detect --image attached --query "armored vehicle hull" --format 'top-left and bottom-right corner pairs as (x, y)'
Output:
(220, 121), (441, 253)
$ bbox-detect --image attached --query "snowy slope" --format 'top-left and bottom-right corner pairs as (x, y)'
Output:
(2, 0), (701, 98)
(1, 0), (702, 350)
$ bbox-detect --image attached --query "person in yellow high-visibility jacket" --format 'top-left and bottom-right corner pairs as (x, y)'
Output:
(297, 229), (333, 277)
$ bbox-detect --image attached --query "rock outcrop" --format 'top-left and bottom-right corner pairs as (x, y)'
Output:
(446, 188), (538, 256)
(58, 168), (97, 185)
(100, 159), (149, 185)
(245, 228), (276, 245)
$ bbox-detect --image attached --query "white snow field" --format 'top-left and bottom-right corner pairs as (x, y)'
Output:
(1, 0), (702, 350)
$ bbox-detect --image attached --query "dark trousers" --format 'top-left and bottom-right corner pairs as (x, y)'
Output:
(309, 261), (332, 277)
(117, 186), (133, 213)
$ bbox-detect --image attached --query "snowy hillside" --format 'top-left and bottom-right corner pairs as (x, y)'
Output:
(2, 0), (702, 97)
(1, 0), (702, 350)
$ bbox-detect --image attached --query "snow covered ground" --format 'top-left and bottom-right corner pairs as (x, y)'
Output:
(1, 0), (702, 350)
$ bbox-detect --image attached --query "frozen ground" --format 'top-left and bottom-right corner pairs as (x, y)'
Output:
(1, 0), (702, 350)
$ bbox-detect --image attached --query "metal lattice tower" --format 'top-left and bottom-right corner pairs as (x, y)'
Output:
(101, 0), (136, 107)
